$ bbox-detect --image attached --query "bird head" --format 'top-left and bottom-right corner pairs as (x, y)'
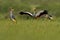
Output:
(32, 7), (36, 11)
(9, 7), (14, 12)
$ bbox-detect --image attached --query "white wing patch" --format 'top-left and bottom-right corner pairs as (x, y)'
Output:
(25, 12), (33, 16)
(35, 10), (44, 17)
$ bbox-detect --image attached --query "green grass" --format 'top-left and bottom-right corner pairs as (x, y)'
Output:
(0, 0), (60, 40)
(0, 16), (60, 40)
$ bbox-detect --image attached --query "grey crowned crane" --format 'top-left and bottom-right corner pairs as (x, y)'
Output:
(19, 10), (53, 20)
(9, 7), (17, 23)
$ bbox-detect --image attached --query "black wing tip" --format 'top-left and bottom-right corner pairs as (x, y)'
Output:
(19, 11), (24, 15)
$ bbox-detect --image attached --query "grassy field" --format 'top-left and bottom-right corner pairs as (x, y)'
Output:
(0, 15), (60, 40)
(0, 0), (60, 40)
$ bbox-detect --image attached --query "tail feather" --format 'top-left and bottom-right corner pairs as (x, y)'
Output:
(12, 18), (17, 23)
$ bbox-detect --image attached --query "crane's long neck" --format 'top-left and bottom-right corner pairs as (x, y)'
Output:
(33, 11), (36, 14)
(31, 8), (36, 17)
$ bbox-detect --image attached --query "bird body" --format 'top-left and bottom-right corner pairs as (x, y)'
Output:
(19, 10), (53, 20)
(9, 8), (17, 23)
(9, 12), (16, 23)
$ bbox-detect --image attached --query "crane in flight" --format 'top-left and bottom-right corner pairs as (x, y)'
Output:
(19, 8), (53, 20)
